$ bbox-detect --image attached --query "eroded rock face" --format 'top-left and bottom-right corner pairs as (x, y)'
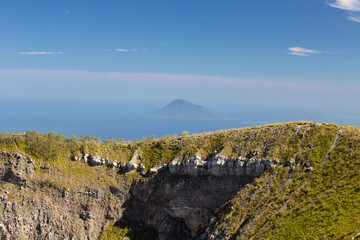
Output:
(0, 151), (279, 240)
(0, 152), (35, 187)
(0, 188), (128, 240)
(158, 217), (192, 240)
(119, 172), (255, 239)
(118, 154), (279, 239)
(0, 152), (130, 240)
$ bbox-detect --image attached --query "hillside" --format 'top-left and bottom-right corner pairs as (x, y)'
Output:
(149, 99), (224, 120)
(0, 122), (360, 239)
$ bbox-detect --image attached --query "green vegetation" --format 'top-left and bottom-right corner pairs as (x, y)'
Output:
(0, 132), (131, 191)
(1, 121), (360, 239)
(208, 124), (360, 239)
(1, 121), (337, 171)
(0, 131), (133, 164)
(98, 223), (130, 240)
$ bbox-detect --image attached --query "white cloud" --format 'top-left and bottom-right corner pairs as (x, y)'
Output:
(115, 48), (138, 53)
(19, 51), (63, 55)
(0, 69), (353, 93)
(115, 49), (129, 52)
(288, 52), (310, 57)
(328, 0), (360, 11)
(347, 15), (360, 22)
(328, 0), (360, 23)
(288, 47), (320, 57)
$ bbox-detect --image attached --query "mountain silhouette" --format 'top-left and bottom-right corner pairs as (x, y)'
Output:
(149, 99), (225, 120)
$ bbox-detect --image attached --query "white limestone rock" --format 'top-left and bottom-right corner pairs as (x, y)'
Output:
(126, 150), (140, 171)
(88, 155), (102, 166)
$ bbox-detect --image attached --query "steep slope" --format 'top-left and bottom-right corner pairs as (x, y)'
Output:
(149, 99), (224, 120)
(203, 126), (360, 239)
(0, 122), (359, 239)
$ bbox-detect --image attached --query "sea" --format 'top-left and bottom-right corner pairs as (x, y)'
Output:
(1, 99), (358, 140)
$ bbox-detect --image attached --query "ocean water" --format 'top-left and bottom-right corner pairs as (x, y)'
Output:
(1, 99), (358, 140)
(0, 100), (256, 139)
(0, 113), (256, 140)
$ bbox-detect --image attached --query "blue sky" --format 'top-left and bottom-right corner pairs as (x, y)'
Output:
(1, 0), (360, 120)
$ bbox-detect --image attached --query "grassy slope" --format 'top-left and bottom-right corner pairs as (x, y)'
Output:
(1, 121), (359, 239)
(207, 124), (360, 239)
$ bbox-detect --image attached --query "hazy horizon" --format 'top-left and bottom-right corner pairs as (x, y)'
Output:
(1, 0), (360, 138)
(0, 98), (358, 140)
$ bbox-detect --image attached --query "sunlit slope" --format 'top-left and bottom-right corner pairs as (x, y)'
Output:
(204, 124), (360, 239)
(1, 122), (360, 239)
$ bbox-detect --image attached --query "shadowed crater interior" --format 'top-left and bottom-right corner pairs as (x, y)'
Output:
(118, 171), (254, 239)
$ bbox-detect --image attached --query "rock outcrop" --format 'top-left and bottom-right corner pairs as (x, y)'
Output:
(88, 155), (103, 166)
(72, 153), (119, 168)
(126, 150), (141, 171)
(75, 151), (282, 179)
(166, 154), (277, 177)
(0, 152), (35, 187)
(0, 152), (130, 240)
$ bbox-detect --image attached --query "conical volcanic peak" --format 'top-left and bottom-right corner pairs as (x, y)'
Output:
(150, 99), (224, 120)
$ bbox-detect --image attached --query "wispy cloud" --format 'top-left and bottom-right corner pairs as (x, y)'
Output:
(115, 49), (129, 52)
(328, 0), (360, 23)
(347, 15), (360, 22)
(115, 48), (138, 53)
(19, 51), (63, 55)
(0, 69), (358, 107)
(328, 0), (360, 11)
(0, 69), (355, 93)
(288, 47), (320, 57)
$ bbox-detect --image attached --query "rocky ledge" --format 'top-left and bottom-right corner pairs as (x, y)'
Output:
(153, 155), (278, 177)
(76, 151), (312, 178)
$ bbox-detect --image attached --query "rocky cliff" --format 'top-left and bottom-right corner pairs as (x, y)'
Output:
(0, 122), (359, 239)
(0, 152), (130, 240)
(118, 154), (283, 239)
(0, 151), (279, 239)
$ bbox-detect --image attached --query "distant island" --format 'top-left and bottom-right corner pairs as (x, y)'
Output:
(149, 99), (226, 120)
